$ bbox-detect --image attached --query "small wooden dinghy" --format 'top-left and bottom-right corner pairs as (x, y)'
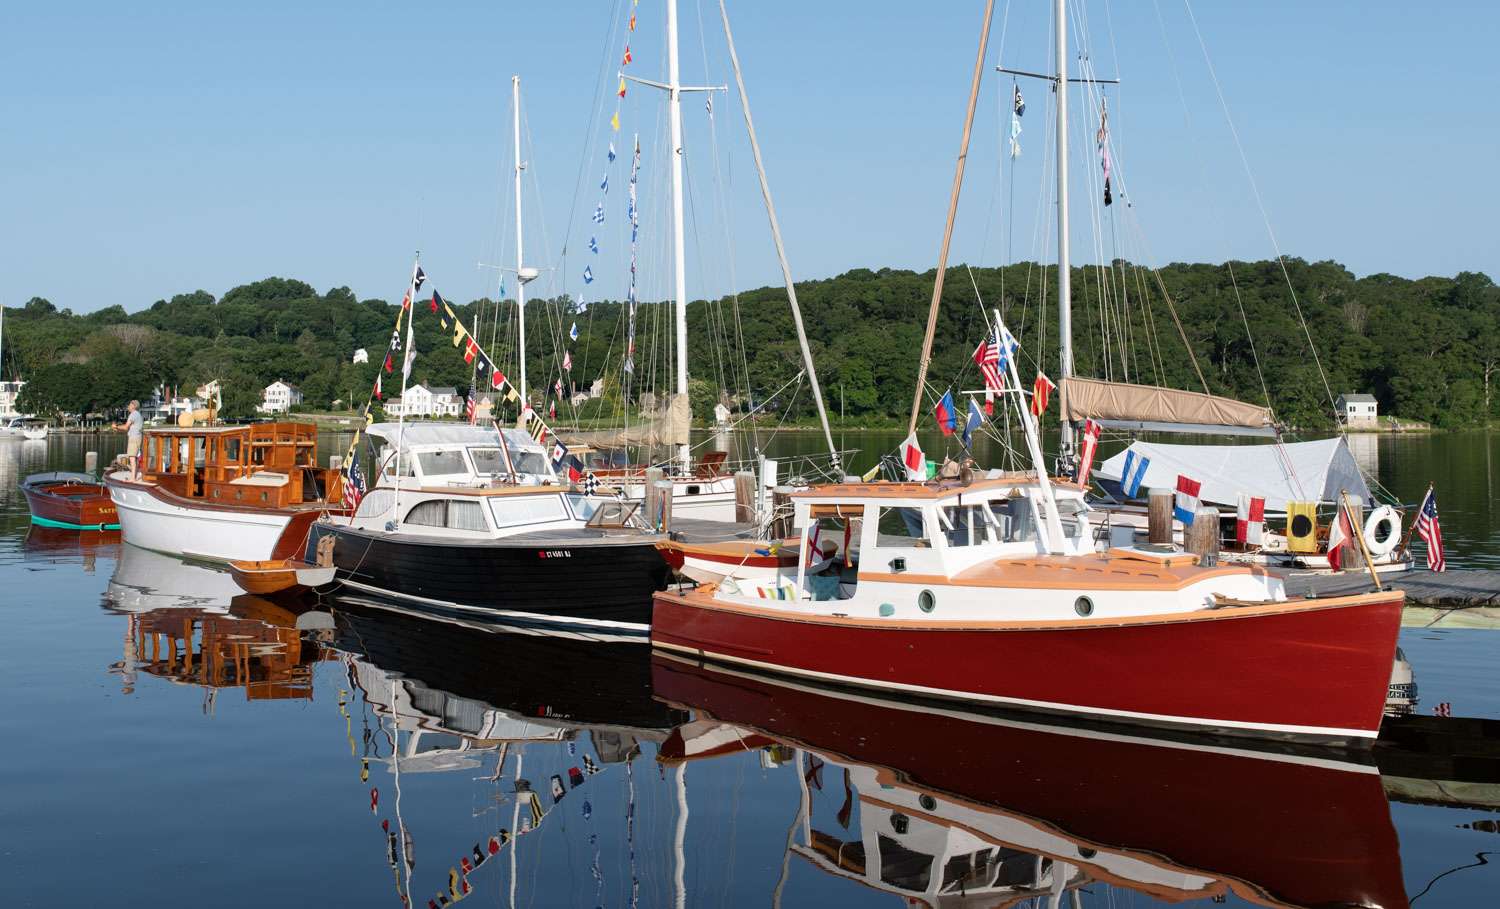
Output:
(228, 558), (336, 596)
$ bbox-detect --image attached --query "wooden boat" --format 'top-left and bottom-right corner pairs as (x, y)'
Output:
(652, 312), (1406, 747)
(653, 656), (1410, 909)
(228, 558), (336, 596)
(105, 421), (345, 563)
(310, 422), (672, 636)
(656, 534), (838, 584)
(20, 470), (119, 529)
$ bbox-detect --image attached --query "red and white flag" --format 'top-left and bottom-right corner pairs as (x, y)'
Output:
(1076, 419), (1101, 488)
(374, 373), (382, 400)
(1327, 499), (1356, 571)
(901, 432), (924, 481)
(1235, 493), (1265, 544)
(1415, 487), (1445, 571)
(563, 351), (572, 372)
(1030, 372), (1056, 416)
(806, 522), (824, 561)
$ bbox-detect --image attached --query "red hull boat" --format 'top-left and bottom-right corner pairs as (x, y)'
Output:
(653, 655), (1411, 909)
(20, 471), (119, 530)
(653, 587), (1403, 745)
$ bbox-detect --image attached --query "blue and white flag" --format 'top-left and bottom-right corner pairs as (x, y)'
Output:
(1010, 116), (1022, 159)
(592, 204), (605, 224)
(569, 322), (578, 341)
(589, 236), (598, 254)
(1121, 450), (1151, 498)
(583, 266), (594, 284)
(600, 171), (609, 192)
(962, 398), (983, 447)
(996, 324), (1019, 374)
(608, 142), (616, 163)
(1013, 82), (1025, 117)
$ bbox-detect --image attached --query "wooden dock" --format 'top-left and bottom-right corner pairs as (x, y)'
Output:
(1283, 569), (1500, 608)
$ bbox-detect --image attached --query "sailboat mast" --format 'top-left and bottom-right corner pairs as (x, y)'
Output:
(1055, 0), (1074, 458)
(716, 0), (840, 471)
(513, 75), (529, 406)
(668, 0), (691, 469)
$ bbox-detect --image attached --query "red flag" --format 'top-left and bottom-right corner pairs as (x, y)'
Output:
(629, 11), (635, 31)
(984, 389), (994, 415)
(1327, 500), (1355, 571)
(429, 292), (438, 314)
(491, 369), (505, 390)
(1031, 372), (1056, 416)
(567, 463), (582, 483)
(464, 338), (479, 364)
(1076, 419), (1101, 487)
(383, 352), (392, 373)
(375, 374), (382, 399)
(933, 393), (954, 436)
(622, 45), (632, 65)
(901, 432), (924, 479)
(401, 291), (411, 311)
(549, 401), (556, 419)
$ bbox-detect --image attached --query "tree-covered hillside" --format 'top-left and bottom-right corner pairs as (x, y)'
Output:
(3, 260), (1495, 428)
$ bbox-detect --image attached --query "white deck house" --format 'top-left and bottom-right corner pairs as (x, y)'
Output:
(384, 383), (462, 418)
(258, 380), (304, 414)
(1335, 393), (1379, 428)
(0, 378), (25, 419)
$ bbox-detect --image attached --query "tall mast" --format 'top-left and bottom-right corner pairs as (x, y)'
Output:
(667, 0), (690, 469)
(513, 75), (529, 405)
(906, 0), (996, 436)
(716, 0), (840, 471)
(1055, 0), (1074, 457)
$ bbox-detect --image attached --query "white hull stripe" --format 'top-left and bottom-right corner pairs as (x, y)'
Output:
(337, 578), (650, 638)
(652, 641), (1377, 740)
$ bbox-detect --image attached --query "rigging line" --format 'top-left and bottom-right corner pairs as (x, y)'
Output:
(562, 0), (626, 272)
(977, 0), (1015, 271)
(1147, 0), (1271, 411)
(1128, 207), (1211, 394)
(1179, 0), (1336, 413)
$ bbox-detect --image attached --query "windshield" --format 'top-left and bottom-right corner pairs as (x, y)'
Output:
(510, 451), (551, 476)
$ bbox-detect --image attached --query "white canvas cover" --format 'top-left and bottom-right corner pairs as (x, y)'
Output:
(1095, 437), (1371, 510)
(558, 393), (690, 450)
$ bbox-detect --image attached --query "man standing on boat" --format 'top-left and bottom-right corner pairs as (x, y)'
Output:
(114, 400), (143, 481)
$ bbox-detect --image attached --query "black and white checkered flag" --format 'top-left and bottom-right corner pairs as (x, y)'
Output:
(582, 472), (599, 496)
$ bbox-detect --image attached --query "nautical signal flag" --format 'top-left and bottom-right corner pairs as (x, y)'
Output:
(1415, 487), (1445, 571)
(1077, 419), (1101, 488)
(629, 11), (635, 31)
(401, 290), (411, 311)
(413, 266), (426, 292)
(552, 440), (569, 467)
(401, 345), (417, 385)
(383, 351), (392, 373)
(618, 78), (626, 98)
(464, 337), (480, 364)
(563, 351), (572, 372)
(1236, 493), (1265, 545)
(570, 322), (579, 341)
(375, 373), (382, 399)
(622, 45), (632, 65)
(589, 236), (598, 254)
(491, 368), (505, 390)
(430, 290), (442, 314)
(607, 142), (616, 163)
(610, 111), (619, 131)
(934, 390), (956, 436)
(453, 320), (467, 348)
(1120, 450), (1150, 498)
(962, 398), (983, 447)
(1174, 475), (1202, 525)
(1031, 372), (1056, 415)
(583, 266), (594, 284)
(901, 432), (924, 481)
(593, 205), (604, 224)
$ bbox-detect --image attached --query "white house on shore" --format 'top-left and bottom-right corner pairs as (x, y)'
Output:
(1336, 393), (1379, 428)
(384, 382), (462, 418)
(258, 380), (304, 414)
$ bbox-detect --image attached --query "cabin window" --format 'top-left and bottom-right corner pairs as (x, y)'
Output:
(224, 439), (242, 463)
(877, 834), (932, 892)
(469, 448), (505, 476)
(404, 499), (489, 532)
(355, 489), (395, 519)
(417, 449), (469, 477)
(875, 507), (930, 548)
(489, 494), (568, 527)
(566, 494), (603, 521)
(938, 504), (996, 547)
(984, 498), (1036, 543)
(510, 451), (550, 476)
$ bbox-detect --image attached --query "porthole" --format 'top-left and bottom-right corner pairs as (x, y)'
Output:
(918, 794), (936, 811)
(236, 489), (243, 501)
(261, 491), (268, 502)
(212, 489), (220, 499)
(1078, 847), (1097, 859)
(918, 590), (936, 613)
(1075, 596), (1094, 617)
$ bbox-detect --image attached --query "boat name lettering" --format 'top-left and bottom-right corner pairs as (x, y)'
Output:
(538, 550), (573, 559)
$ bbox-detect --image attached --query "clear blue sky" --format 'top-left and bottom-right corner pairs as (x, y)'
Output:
(2, 0), (1495, 315)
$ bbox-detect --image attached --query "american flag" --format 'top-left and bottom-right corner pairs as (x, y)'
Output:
(973, 332), (1004, 392)
(1415, 487), (1445, 571)
(344, 458), (365, 510)
(465, 377), (477, 424)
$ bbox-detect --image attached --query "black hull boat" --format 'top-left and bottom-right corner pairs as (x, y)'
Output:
(308, 521), (670, 635)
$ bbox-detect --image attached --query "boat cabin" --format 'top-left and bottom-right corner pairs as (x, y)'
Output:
(367, 422), (559, 489)
(139, 422), (342, 510)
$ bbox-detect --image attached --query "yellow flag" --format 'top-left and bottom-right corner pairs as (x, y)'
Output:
(504, 388), (519, 403)
(1285, 501), (1318, 553)
(860, 464), (881, 482)
(617, 77), (626, 99)
(610, 111), (619, 131)
(453, 321), (467, 348)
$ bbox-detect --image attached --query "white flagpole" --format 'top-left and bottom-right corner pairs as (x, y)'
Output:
(994, 308), (1066, 553)
(393, 256), (420, 527)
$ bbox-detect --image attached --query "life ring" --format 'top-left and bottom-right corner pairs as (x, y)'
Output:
(1364, 505), (1400, 557)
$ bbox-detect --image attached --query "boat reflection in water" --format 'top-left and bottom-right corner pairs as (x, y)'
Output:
(102, 544), (329, 701)
(654, 653), (1410, 909)
(22, 522), (120, 574)
(320, 595), (689, 907)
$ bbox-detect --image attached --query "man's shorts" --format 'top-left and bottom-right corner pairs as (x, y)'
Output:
(127, 436), (141, 458)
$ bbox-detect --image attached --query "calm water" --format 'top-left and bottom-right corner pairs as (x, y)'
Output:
(3, 430), (1499, 908)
